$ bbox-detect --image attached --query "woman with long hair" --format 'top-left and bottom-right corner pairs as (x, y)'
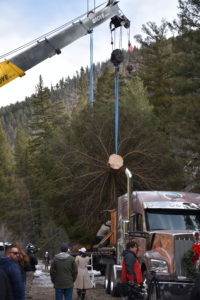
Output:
(12, 241), (29, 282)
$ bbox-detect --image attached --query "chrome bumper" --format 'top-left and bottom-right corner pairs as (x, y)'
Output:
(158, 281), (194, 300)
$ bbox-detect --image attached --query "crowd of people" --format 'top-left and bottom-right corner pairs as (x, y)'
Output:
(0, 239), (157, 300)
(1, 237), (198, 300)
(0, 242), (38, 300)
(0, 241), (94, 300)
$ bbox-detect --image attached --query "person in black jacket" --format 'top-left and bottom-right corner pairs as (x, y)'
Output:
(24, 243), (38, 298)
(0, 268), (14, 300)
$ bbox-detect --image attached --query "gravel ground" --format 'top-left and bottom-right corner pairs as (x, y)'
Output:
(30, 283), (114, 300)
(29, 264), (115, 300)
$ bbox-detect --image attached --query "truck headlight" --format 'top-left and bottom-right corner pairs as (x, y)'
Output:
(150, 259), (168, 273)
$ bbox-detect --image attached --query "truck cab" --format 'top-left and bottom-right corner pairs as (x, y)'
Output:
(116, 191), (200, 300)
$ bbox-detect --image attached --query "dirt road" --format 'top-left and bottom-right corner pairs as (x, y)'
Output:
(29, 266), (115, 300)
(30, 283), (114, 300)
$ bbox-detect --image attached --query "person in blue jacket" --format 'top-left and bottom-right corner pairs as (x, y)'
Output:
(0, 245), (25, 300)
(0, 268), (13, 300)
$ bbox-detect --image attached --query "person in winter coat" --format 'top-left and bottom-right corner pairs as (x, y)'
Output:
(0, 268), (14, 300)
(74, 247), (93, 300)
(50, 243), (78, 300)
(24, 242), (38, 298)
(121, 241), (143, 300)
(0, 245), (25, 300)
(44, 251), (50, 270)
(96, 220), (111, 247)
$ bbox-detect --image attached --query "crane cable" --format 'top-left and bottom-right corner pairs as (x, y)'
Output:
(110, 24), (123, 154)
(114, 68), (119, 153)
(87, 0), (96, 107)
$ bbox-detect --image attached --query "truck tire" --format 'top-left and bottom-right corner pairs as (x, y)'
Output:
(105, 264), (112, 294)
(143, 271), (157, 300)
(148, 285), (157, 300)
(110, 266), (120, 297)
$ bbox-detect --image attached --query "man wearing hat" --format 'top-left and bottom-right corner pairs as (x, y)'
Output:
(50, 243), (78, 300)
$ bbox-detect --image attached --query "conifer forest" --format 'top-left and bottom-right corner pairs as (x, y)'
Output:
(0, 0), (199, 252)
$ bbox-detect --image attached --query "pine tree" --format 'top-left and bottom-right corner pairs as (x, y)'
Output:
(41, 72), (184, 244)
(14, 128), (30, 177)
(24, 75), (67, 243)
(168, 0), (200, 191)
(172, 0), (200, 32)
(0, 121), (27, 238)
(29, 75), (52, 152)
(134, 20), (172, 118)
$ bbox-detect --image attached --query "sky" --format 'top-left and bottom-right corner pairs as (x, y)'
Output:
(0, 0), (179, 108)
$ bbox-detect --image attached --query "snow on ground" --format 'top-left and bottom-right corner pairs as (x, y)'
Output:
(33, 263), (53, 287)
(33, 261), (105, 287)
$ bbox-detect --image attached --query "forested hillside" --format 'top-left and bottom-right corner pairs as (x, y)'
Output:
(0, 0), (199, 250)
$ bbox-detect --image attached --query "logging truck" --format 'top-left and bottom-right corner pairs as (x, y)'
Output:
(92, 169), (200, 300)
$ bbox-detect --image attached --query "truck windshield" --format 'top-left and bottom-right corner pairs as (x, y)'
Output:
(146, 209), (200, 231)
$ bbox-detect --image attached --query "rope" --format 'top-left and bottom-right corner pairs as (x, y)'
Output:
(114, 68), (119, 153)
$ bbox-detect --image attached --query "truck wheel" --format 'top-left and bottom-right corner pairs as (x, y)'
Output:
(143, 271), (157, 300)
(100, 266), (105, 276)
(110, 266), (120, 297)
(148, 285), (157, 300)
(105, 264), (112, 294)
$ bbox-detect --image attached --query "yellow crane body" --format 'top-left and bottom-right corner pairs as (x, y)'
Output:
(0, 60), (25, 87)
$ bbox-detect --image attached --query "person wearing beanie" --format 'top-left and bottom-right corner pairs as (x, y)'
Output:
(74, 247), (93, 300)
(50, 243), (77, 300)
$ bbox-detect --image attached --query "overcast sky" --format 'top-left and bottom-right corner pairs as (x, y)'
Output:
(0, 0), (179, 108)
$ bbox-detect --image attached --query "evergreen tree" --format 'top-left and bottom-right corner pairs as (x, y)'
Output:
(24, 76), (67, 243)
(41, 72), (184, 244)
(0, 121), (27, 238)
(95, 66), (116, 104)
(172, 0), (200, 32)
(134, 20), (172, 118)
(168, 0), (200, 191)
(29, 75), (52, 151)
(14, 128), (30, 177)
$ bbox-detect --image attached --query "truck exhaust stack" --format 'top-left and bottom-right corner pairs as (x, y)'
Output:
(125, 168), (132, 221)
